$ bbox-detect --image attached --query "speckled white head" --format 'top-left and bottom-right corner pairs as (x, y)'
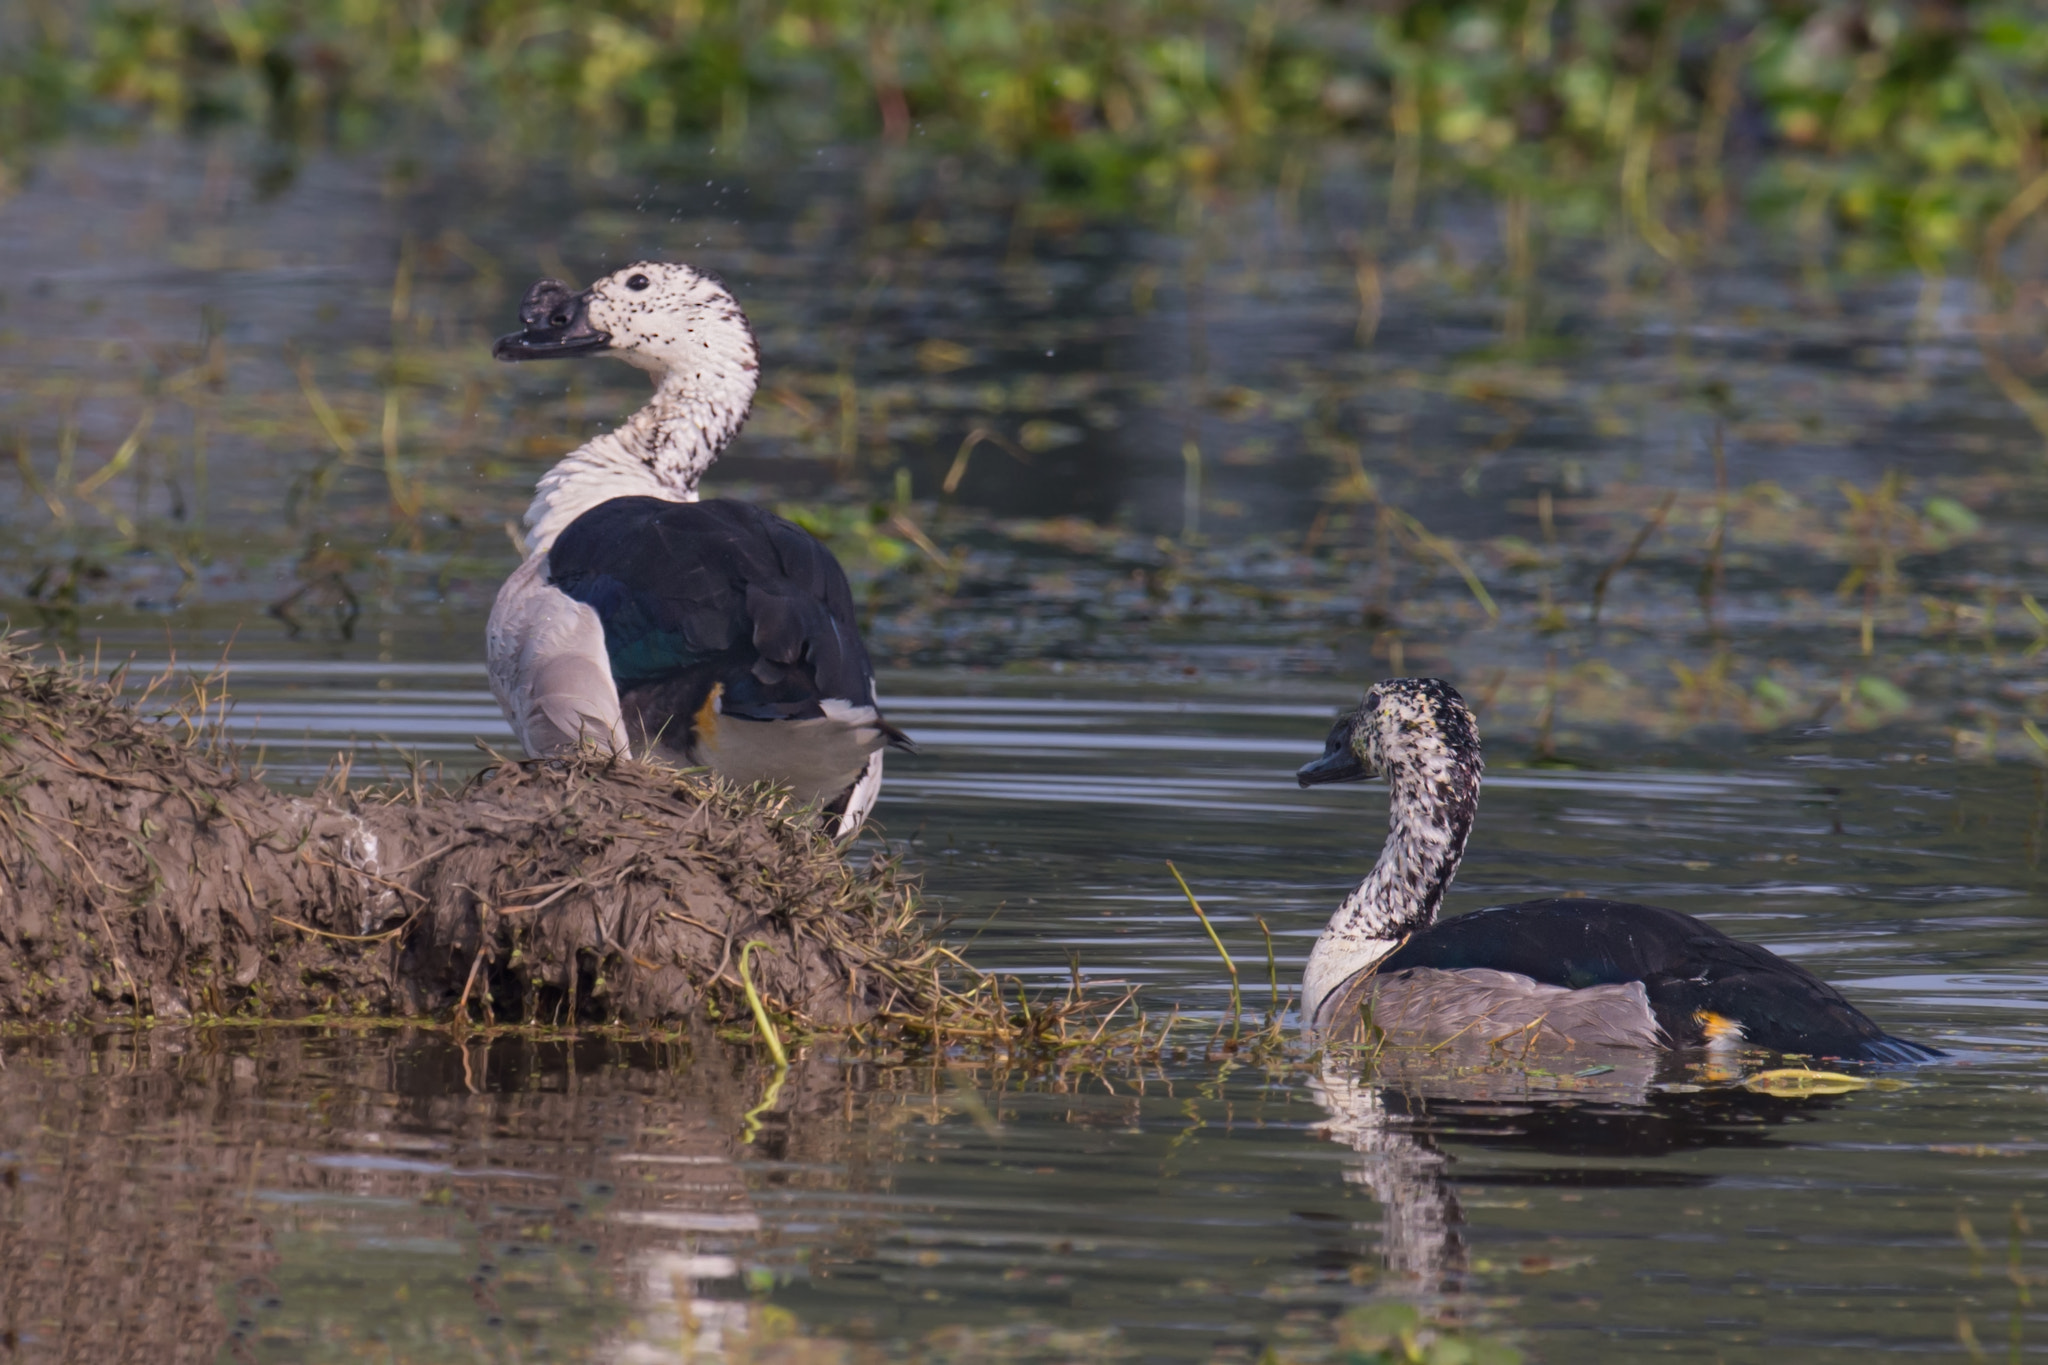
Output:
(580, 262), (760, 388)
(496, 261), (762, 554)
(1296, 678), (1484, 1027)
(1300, 678), (1483, 802)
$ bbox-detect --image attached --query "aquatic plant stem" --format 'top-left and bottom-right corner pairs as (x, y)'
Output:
(1699, 424), (1728, 633)
(1166, 862), (1240, 1032)
(1254, 915), (1278, 1017)
(939, 426), (1029, 499)
(1591, 490), (1677, 624)
(738, 939), (790, 1068)
(73, 406), (155, 500)
(740, 1065), (788, 1144)
(1388, 508), (1498, 619)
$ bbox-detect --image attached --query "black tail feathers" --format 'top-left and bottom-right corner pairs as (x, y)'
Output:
(1853, 1033), (1944, 1064)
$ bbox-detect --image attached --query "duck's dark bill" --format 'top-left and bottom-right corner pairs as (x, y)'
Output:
(493, 278), (610, 361)
(1297, 725), (1371, 787)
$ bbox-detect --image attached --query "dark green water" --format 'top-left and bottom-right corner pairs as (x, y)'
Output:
(5, 129), (2048, 1363)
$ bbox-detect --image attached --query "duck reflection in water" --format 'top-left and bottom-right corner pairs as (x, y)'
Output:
(1308, 1046), (1853, 1290)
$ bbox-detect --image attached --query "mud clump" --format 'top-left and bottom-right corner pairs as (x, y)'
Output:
(0, 645), (934, 1027)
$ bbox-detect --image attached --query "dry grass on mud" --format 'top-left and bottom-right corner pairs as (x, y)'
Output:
(0, 641), (1180, 1060)
(0, 640), (968, 1035)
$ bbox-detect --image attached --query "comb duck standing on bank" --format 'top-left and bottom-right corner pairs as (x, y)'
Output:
(1295, 678), (1940, 1063)
(487, 262), (907, 838)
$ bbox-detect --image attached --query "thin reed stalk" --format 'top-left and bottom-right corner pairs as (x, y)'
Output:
(739, 940), (789, 1067)
(1254, 915), (1279, 1017)
(1166, 862), (1240, 1033)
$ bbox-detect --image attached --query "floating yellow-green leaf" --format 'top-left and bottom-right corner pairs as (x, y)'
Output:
(1743, 1068), (1870, 1096)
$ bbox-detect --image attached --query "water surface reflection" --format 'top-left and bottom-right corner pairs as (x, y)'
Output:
(3, 679), (2044, 1361)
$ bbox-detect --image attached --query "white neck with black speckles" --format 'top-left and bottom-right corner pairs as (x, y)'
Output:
(1302, 707), (1482, 1026)
(521, 353), (756, 556)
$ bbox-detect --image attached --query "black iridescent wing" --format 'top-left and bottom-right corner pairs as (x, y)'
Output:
(546, 496), (881, 740)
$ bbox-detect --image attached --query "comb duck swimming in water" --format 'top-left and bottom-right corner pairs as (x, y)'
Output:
(1295, 678), (1939, 1063)
(487, 262), (908, 838)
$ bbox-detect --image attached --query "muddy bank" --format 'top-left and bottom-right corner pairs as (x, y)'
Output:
(0, 646), (932, 1027)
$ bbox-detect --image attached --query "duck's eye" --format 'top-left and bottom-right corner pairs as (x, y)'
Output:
(627, 273), (651, 291)
(549, 312), (570, 327)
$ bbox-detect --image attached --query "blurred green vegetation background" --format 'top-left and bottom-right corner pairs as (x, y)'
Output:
(6, 0), (2047, 268)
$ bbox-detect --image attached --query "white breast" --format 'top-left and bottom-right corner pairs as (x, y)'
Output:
(487, 555), (630, 756)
